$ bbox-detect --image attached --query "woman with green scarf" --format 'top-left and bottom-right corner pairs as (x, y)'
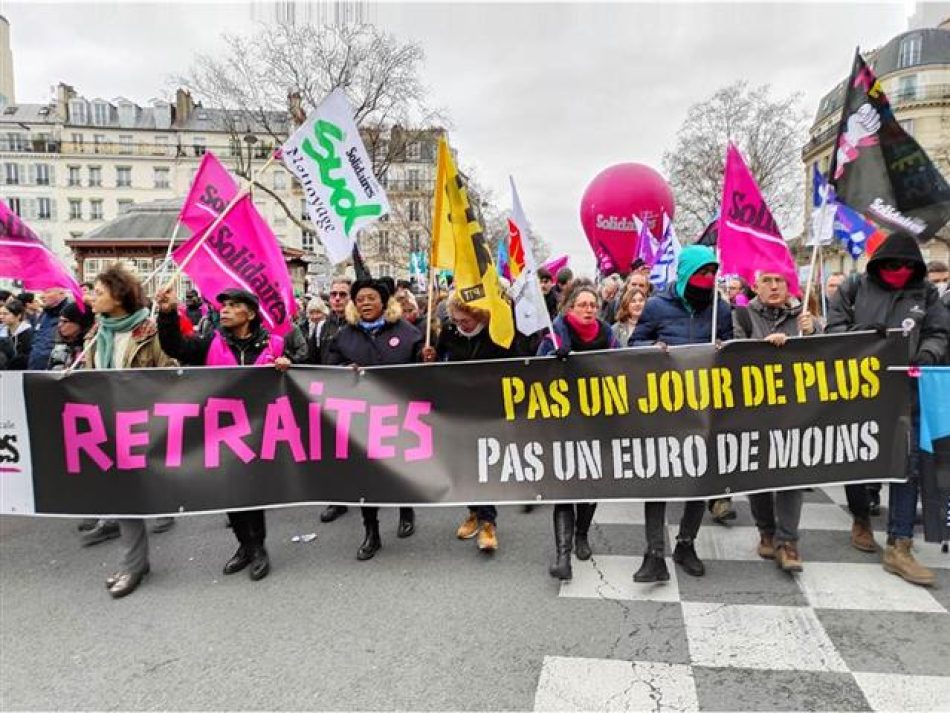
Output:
(83, 264), (176, 598)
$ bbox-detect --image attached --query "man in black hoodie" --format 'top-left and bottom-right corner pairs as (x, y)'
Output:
(827, 231), (949, 586)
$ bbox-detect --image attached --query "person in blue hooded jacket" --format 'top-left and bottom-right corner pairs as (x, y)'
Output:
(628, 245), (733, 583)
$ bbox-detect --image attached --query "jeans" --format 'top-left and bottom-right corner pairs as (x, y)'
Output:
(644, 500), (705, 553)
(467, 506), (497, 524)
(749, 490), (803, 544)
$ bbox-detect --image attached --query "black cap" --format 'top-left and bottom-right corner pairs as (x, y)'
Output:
(216, 288), (260, 313)
(350, 278), (393, 305)
(60, 301), (94, 331)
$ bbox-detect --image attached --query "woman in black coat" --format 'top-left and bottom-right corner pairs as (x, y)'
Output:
(0, 300), (34, 370)
(421, 293), (523, 553)
(325, 278), (424, 560)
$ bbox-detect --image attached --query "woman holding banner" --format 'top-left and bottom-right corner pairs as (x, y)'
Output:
(628, 245), (733, 583)
(325, 277), (424, 561)
(82, 264), (176, 598)
(538, 282), (620, 580)
(155, 286), (293, 584)
(421, 293), (525, 554)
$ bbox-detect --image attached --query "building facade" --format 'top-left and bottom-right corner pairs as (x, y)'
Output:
(802, 20), (950, 269)
(0, 82), (442, 290)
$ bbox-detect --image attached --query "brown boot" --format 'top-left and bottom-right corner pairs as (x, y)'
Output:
(477, 522), (498, 552)
(775, 543), (803, 573)
(883, 538), (935, 586)
(850, 518), (876, 552)
(456, 512), (480, 540)
(757, 532), (775, 559)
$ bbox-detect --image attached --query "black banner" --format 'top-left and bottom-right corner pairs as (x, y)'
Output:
(12, 332), (910, 516)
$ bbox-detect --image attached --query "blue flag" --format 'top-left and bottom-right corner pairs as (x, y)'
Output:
(919, 368), (950, 453)
(812, 165), (886, 259)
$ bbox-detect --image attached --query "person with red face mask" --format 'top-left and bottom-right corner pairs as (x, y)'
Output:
(628, 245), (734, 583)
(827, 231), (949, 586)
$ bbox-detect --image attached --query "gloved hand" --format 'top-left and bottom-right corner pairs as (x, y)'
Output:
(555, 345), (571, 360)
(913, 351), (937, 367)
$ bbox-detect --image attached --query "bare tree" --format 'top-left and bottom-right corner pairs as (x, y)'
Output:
(177, 21), (446, 233)
(662, 82), (808, 240)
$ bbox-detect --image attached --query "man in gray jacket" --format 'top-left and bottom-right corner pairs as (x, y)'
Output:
(733, 270), (818, 572)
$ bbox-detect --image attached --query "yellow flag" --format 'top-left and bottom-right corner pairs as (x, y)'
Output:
(434, 137), (514, 348)
(430, 137), (455, 270)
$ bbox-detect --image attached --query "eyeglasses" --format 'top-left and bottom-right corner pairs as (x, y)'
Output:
(573, 302), (598, 310)
(329, 291), (349, 298)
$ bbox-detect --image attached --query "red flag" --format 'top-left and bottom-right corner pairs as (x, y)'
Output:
(0, 200), (85, 309)
(507, 218), (525, 279)
(179, 152), (240, 235)
(718, 143), (801, 295)
(172, 195), (297, 336)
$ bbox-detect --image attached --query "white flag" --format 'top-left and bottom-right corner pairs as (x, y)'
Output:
(649, 213), (681, 291)
(508, 177), (554, 338)
(280, 88), (390, 264)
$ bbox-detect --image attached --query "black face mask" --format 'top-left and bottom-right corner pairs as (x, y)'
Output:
(683, 283), (713, 310)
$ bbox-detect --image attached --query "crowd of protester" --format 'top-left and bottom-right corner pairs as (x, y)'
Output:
(0, 232), (947, 599)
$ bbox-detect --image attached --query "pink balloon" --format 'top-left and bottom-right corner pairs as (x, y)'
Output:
(579, 163), (675, 276)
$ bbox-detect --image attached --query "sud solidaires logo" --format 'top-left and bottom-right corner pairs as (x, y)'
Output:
(0, 425), (20, 470)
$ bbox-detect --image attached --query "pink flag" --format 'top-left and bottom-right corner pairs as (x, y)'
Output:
(542, 254), (569, 276)
(718, 143), (801, 295)
(172, 195), (297, 336)
(635, 217), (659, 268)
(179, 152), (240, 235)
(0, 201), (85, 308)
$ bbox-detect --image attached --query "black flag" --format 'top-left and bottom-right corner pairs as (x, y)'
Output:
(352, 243), (372, 280)
(829, 50), (950, 241)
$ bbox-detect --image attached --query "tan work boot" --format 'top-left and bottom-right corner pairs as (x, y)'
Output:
(883, 538), (935, 586)
(775, 543), (803, 573)
(477, 522), (498, 552)
(757, 532), (775, 559)
(850, 518), (876, 552)
(456, 512), (480, 540)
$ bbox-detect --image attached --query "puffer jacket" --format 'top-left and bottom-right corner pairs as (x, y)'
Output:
(629, 245), (733, 346)
(325, 301), (423, 367)
(733, 298), (824, 339)
(826, 232), (948, 365)
(27, 299), (68, 370)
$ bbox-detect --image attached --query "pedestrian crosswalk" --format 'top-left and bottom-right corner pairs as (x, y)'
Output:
(534, 488), (950, 712)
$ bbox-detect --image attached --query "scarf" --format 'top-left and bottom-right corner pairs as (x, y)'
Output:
(358, 317), (387, 333)
(95, 308), (149, 369)
(878, 266), (914, 290)
(457, 321), (486, 339)
(565, 312), (601, 345)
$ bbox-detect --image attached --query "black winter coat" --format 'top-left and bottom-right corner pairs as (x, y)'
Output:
(435, 323), (525, 362)
(326, 318), (423, 367)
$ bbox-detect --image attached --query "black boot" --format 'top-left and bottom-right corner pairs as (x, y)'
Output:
(574, 503), (596, 561)
(357, 520), (382, 560)
(320, 505), (349, 523)
(223, 545), (251, 575)
(397, 507), (415, 538)
(633, 550), (670, 583)
(548, 506), (575, 580)
(673, 539), (705, 577)
(248, 546), (270, 581)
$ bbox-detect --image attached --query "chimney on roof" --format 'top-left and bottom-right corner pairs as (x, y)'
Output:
(175, 88), (194, 125)
(54, 82), (75, 122)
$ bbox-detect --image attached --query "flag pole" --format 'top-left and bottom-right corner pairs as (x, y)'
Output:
(150, 218), (182, 318)
(157, 152), (278, 295)
(424, 264), (436, 349)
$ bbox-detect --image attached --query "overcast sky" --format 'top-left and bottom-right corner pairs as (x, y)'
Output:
(2, 0), (920, 275)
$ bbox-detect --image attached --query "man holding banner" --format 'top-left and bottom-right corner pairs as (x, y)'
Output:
(733, 270), (819, 572)
(827, 231), (949, 586)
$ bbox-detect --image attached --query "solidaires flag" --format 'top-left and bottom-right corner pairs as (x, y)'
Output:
(435, 137), (514, 348)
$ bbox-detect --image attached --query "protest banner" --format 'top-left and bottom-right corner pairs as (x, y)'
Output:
(0, 332), (910, 517)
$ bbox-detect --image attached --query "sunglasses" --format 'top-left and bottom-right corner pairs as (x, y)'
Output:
(329, 291), (349, 298)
